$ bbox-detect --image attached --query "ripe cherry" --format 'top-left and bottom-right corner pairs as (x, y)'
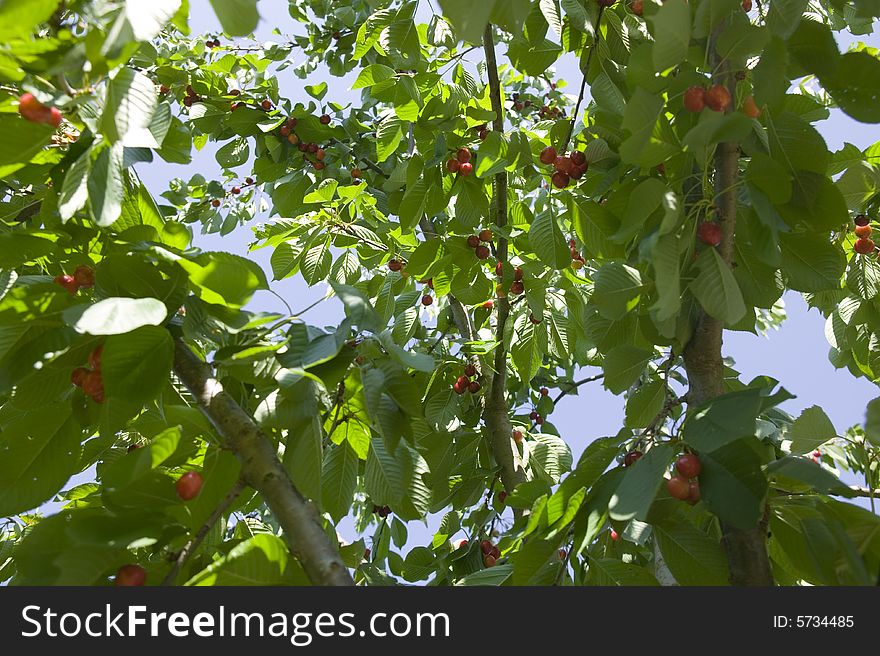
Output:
(313, 159), (326, 170)
(510, 280), (524, 295)
(539, 146), (557, 164)
(742, 95), (761, 119)
(854, 224), (872, 238)
(54, 274), (77, 294)
(553, 155), (572, 174)
(478, 229), (493, 242)
(478, 128), (488, 140)
(114, 564), (146, 587)
(229, 89), (241, 97)
(468, 380), (481, 393)
(467, 235), (481, 248)
(623, 450), (643, 467)
(610, 528), (619, 541)
(513, 266), (523, 281)
(697, 222), (722, 247)
(458, 162), (473, 176)
(88, 345), (103, 370)
(176, 471), (204, 501)
(315, 148), (326, 161)
(480, 540), (493, 555)
(498, 490), (508, 503)
(280, 126), (292, 137)
(464, 364), (477, 377)
(535, 415), (544, 425)
(159, 84), (171, 95)
(351, 168), (362, 179)
(683, 86), (706, 112)
(483, 554), (497, 567)
(705, 84), (732, 112)
(539, 387), (549, 397)
(675, 453), (702, 478)
(446, 158), (460, 173)
(630, 0), (644, 15)
(551, 171), (570, 189)
(529, 314), (541, 324)
(73, 266), (95, 288)
(475, 245), (490, 259)
(82, 371), (104, 400)
(512, 429), (523, 444)
(482, 300), (494, 309)
(854, 214), (870, 226)
(529, 411), (539, 421)
(388, 259), (402, 272)
(261, 99), (272, 111)
(307, 143), (319, 153)
(687, 480), (701, 505)
(742, 0), (752, 10)
(456, 147), (472, 163)
(854, 238), (875, 255)
(667, 475), (691, 501)
(453, 379), (467, 395)
(211, 199), (221, 208)
(421, 294), (433, 306)
(320, 114), (331, 124)
(570, 150), (586, 167)
(246, 177), (254, 185)
(456, 375), (469, 388)
(70, 367), (89, 387)
(569, 163), (587, 180)
(231, 186), (241, 195)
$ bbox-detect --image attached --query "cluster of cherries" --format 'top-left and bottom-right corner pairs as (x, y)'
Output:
(204, 37), (222, 48)
(114, 471), (204, 586)
(497, 262), (525, 295)
(373, 504), (393, 518)
(539, 146), (588, 189)
(569, 239), (585, 270)
(666, 454), (702, 505)
(420, 278), (434, 307)
(466, 229), (493, 260)
(276, 117), (332, 170)
(683, 84), (731, 113)
(853, 214), (876, 255)
(70, 344), (105, 403)
(211, 177), (255, 207)
(480, 539), (501, 568)
(453, 363), (481, 395)
(54, 264), (95, 295)
(445, 147), (474, 177)
(182, 84), (203, 108)
(526, 387), (550, 425)
(18, 93), (63, 127)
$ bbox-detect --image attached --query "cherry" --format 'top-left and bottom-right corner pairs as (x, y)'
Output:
(475, 245), (490, 259)
(467, 235), (481, 248)
(456, 147), (472, 163)
(513, 266), (523, 281)
(630, 0), (644, 15)
(320, 114), (331, 124)
(229, 89), (241, 96)
(230, 102), (241, 111)
(88, 345), (102, 370)
(246, 177), (254, 184)
(510, 280), (524, 295)
(570, 162), (588, 179)
(468, 380), (481, 393)
(705, 84), (732, 112)
(211, 199), (221, 208)
(529, 314), (541, 324)
(464, 364), (477, 377)
(478, 128), (488, 140)
(697, 222), (722, 247)
(307, 143), (319, 154)
(421, 294), (433, 306)
(539, 387), (549, 396)
(683, 86), (706, 112)
(812, 449), (821, 458)
(364, 548), (371, 560)
(82, 371), (104, 400)
(855, 224), (872, 238)
(458, 162), (473, 176)
(73, 265), (94, 288)
(498, 490), (508, 503)
(495, 261), (504, 277)
(261, 99), (273, 111)
(675, 453), (702, 478)
(280, 126), (292, 137)
(315, 148), (326, 161)
(70, 367), (89, 387)
(610, 529), (619, 541)
(288, 133), (300, 145)
(483, 554), (497, 567)
(551, 171), (570, 189)
(453, 379), (467, 395)
(553, 155), (572, 174)
(454, 539), (467, 549)
(480, 539), (493, 555)
(570, 150), (586, 167)
(285, 118), (298, 128)
(482, 300), (494, 309)
(535, 415), (544, 425)
(854, 214), (870, 226)
(388, 259), (402, 272)
(667, 475), (691, 501)
(539, 146), (557, 164)
(623, 450), (643, 467)
(18, 93), (63, 127)
(159, 84), (171, 95)
(231, 186), (241, 195)
(529, 410), (539, 421)
(333, 31), (342, 40)
(571, 259), (584, 270)
(54, 274), (77, 295)
(742, 0), (752, 10)
(490, 545), (500, 558)
(175, 471), (204, 501)
(742, 95), (761, 119)
(351, 168), (362, 179)
(114, 564), (146, 587)
(558, 548), (567, 559)
(512, 429), (523, 444)
(478, 229), (493, 242)
(854, 238), (875, 255)
(687, 480), (701, 505)
(657, 163), (667, 176)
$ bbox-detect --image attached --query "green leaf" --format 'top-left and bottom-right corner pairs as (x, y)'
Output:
(365, 437), (404, 505)
(787, 406), (837, 455)
(321, 442), (359, 521)
(824, 52), (880, 124)
(398, 178), (427, 232)
(187, 534), (300, 585)
(102, 326), (173, 404)
(507, 38), (563, 77)
(64, 297), (168, 335)
(0, 405), (80, 516)
(613, 178), (667, 243)
(305, 81), (328, 100)
(609, 444), (673, 521)
(474, 131), (508, 178)
(215, 137), (250, 168)
(766, 457), (850, 495)
(587, 558), (660, 586)
(689, 247), (746, 324)
(284, 413), (323, 503)
(682, 388), (763, 453)
(58, 151), (91, 222)
(438, 0), (497, 43)
(87, 142), (126, 227)
(864, 397), (880, 447)
(177, 251), (269, 308)
(648, 0), (691, 71)
(376, 116), (406, 162)
(208, 0), (259, 36)
(654, 520), (730, 585)
(593, 262), (642, 321)
(455, 563), (513, 586)
(511, 313), (545, 383)
(301, 239), (332, 285)
(0, 0), (60, 41)
(352, 64), (397, 89)
(625, 380), (666, 429)
(603, 345), (652, 395)
(529, 211), (570, 270)
(699, 439), (768, 529)
(0, 114), (54, 166)
(101, 68), (159, 148)
(779, 231), (845, 292)
(103, 1), (182, 56)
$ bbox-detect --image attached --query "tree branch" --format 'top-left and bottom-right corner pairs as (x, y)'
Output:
(162, 478), (247, 585)
(550, 373), (604, 405)
(172, 338), (354, 586)
(482, 23), (527, 495)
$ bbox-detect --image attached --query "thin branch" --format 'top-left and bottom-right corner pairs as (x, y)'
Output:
(162, 479), (246, 586)
(560, 8), (605, 153)
(551, 373), (605, 405)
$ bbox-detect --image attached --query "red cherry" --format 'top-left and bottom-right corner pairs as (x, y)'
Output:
(535, 415), (544, 425)
(73, 266), (94, 288)
(175, 471), (204, 501)
(667, 475), (691, 501)
(630, 0), (644, 15)
(854, 238), (874, 255)
(553, 155), (571, 173)
(705, 85), (732, 112)
(570, 150), (586, 166)
(446, 158), (461, 174)
(70, 367), (89, 387)
(539, 387), (549, 397)
(478, 129), (488, 141)
(529, 314), (541, 325)
(231, 186), (241, 195)
(159, 84), (171, 95)
(456, 147), (471, 163)
(675, 453), (702, 478)
(498, 491), (508, 504)
(483, 554), (497, 567)
(388, 259), (402, 272)
(48, 107), (63, 128)
(453, 380), (467, 395)
(478, 229), (493, 242)
(742, 0), (752, 11)
(280, 126), (292, 137)
(529, 411), (539, 421)
(854, 214), (870, 226)
(812, 449), (821, 458)
(468, 380), (481, 393)
(495, 261), (504, 277)
(683, 86), (706, 112)
(539, 146), (557, 164)
(261, 99), (272, 111)
(854, 224), (872, 238)
(464, 364), (477, 377)
(307, 142), (319, 154)
(467, 235), (481, 248)
(229, 89), (241, 96)
(513, 267), (523, 281)
(315, 148), (326, 161)
(458, 162), (473, 176)
(456, 375), (469, 388)
(610, 529), (619, 541)
(88, 345), (103, 370)
(114, 564), (146, 587)
(54, 274), (77, 294)
(82, 371), (104, 399)
(482, 300), (494, 309)
(351, 168), (362, 179)
(623, 450), (643, 467)
(742, 95), (761, 119)
(211, 199), (221, 208)
(480, 540), (493, 555)
(697, 222), (722, 247)
(510, 280), (524, 295)
(475, 245), (490, 260)
(512, 429), (523, 444)
(421, 294), (433, 306)
(320, 114), (331, 124)
(570, 162), (588, 180)
(551, 171), (570, 189)
(687, 480), (701, 505)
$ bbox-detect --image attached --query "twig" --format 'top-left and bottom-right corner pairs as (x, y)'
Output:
(560, 8), (605, 153)
(162, 479), (247, 585)
(551, 373), (604, 405)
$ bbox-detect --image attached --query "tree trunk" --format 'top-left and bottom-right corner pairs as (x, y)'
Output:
(172, 338), (354, 586)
